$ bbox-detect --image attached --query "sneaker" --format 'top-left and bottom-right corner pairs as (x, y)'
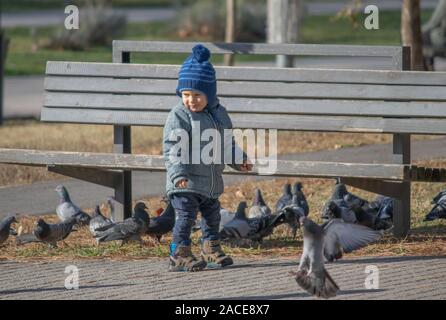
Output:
(168, 244), (207, 272)
(201, 239), (233, 267)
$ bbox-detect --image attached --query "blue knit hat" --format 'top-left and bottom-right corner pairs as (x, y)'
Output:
(176, 44), (217, 105)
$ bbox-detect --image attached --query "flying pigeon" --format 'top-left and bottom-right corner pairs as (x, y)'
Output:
(248, 188), (272, 218)
(55, 185), (91, 225)
(292, 216), (340, 299)
(322, 218), (382, 262)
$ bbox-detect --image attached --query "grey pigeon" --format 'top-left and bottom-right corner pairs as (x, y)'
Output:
(368, 195), (394, 221)
(220, 202), (300, 243)
(350, 204), (392, 231)
(146, 201), (175, 242)
(275, 183), (293, 211)
(89, 204), (114, 240)
(219, 202), (251, 239)
(248, 188), (272, 218)
(322, 218), (382, 262)
(283, 194), (306, 239)
(321, 200), (357, 223)
(292, 182), (309, 216)
(292, 216), (340, 299)
(0, 216), (17, 246)
(16, 217), (77, 248)
(95, 202), (150, 245)
(193, 207), (234, 233)
(332, 183), (368, 208)
(425, 190), (446, 221)
(55, 185), (91, 225)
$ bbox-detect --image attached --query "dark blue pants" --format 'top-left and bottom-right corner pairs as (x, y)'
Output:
(170, 192), (221, 246)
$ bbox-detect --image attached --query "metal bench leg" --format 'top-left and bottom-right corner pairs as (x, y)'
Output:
(393, 133), (411, 238)
(113, 126), (132, 221)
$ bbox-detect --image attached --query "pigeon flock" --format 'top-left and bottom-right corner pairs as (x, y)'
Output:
(1, 180), (446, 299)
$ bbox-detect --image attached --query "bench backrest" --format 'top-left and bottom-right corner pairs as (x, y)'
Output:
(112, 41), (410, 70)
(42, 60), (446, 135)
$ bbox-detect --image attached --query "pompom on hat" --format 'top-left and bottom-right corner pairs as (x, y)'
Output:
(176, 44), (217, 105)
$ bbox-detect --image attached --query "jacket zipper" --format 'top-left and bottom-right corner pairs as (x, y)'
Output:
(205, 111), (217, 198)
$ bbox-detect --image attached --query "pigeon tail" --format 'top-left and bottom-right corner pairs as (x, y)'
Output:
(294, 269), (339, 299)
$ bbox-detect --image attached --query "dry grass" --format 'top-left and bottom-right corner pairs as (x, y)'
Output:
(2, 165), (446, 261)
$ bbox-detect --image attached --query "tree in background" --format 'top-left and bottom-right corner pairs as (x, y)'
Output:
(224, 0), (236, 66)
(267, 0), (304, 67)
(401, 0), (424, 70)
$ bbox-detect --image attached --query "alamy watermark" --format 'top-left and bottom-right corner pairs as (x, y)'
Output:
(65, 265), (79, 290)
(167, 122), (278, 175)
(364, 265), (379, 289)
(64, 5), (79, 30)
(364, 5), (379, 30)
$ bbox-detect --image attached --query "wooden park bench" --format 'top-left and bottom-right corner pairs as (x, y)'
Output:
(1, 41), (446, 238)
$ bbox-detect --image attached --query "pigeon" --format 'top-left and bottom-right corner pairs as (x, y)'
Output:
(55, 185), (91, 225)
(283, 194), (307, 239)
(292, 216), (340, 299)
(369, 195), (394, 221)
(292, 182), (309, 216)
(146, 201), (175, 242)
(219, 208), (236, 230)
(94, 202), (150, 245)
(219, 202), (251, 239)
(321, 200), (357, 223)
(192, 207), (234, 233)
(16, 217), (77, 248)
(275, 183), (293, 211)
(0, 216), (17, 246)
(220, 202), (300, 243)
(425, 190), (446, 221)
(89, 204), (114, 240)
(332, 183), (368, 208)
(248, 188), (272, 218)
(322, 218), (382, 262)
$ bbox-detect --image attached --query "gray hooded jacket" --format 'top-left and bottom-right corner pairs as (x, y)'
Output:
(163, 99), (246, 199)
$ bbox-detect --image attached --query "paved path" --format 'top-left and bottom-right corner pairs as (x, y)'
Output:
(0, 255), (444, 300)
(1, 137), (446, 219)
(2, 1), (439, 28)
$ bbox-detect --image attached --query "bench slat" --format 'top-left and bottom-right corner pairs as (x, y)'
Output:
(45, 61), (446, 86)
(40, 107), (446, 134)
(44, 76), (446, 101)
(0, 148), (408, 180)
(44, 92), (446, 118)
(112, 41), (403, 57)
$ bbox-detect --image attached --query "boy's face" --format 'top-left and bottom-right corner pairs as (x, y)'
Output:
(181, 90), (208, 112)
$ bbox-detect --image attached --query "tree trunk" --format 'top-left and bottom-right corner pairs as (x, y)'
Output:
(224, 0), (236, 66)
(267, 0), (303, 67)
(401, 0), (424, 70)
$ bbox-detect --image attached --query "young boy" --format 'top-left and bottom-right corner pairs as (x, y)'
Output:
(163, 44), (252, 272)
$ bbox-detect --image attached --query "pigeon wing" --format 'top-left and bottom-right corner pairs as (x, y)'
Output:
(325, 219), (381, 254)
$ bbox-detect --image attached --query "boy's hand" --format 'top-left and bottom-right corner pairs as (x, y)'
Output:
(175, 179), (188, 188)
(239, 160), (253, 172)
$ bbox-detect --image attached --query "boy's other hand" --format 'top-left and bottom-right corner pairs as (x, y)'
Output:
(175, 179), (188, 188)
(239, 160), (253, 172)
